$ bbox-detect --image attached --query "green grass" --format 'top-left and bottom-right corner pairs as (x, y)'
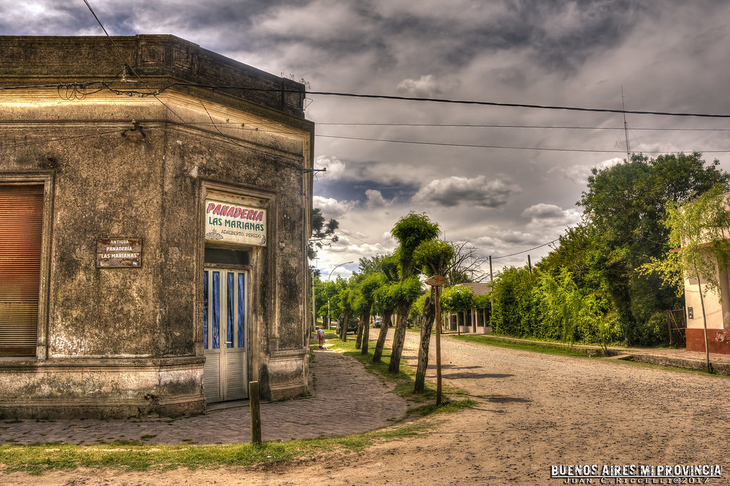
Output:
(0, 420), (434, 476)
(454, 334), (730, 379)
(453, 334), (591, 358)
(326, 335), (474, 409)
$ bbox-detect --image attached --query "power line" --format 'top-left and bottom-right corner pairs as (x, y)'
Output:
(304, 90), (730, 119)
(80, 1), (187, 124)
(315, 134), (730, 154)
(4, 81), (730, 120)
(491, 239), (560, 260)
(316, 122), (730, 132)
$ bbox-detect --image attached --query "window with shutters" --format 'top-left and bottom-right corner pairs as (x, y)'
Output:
(0, 185), (44, 356)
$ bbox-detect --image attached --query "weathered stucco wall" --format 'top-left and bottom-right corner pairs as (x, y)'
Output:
(0, 35), (313, 418)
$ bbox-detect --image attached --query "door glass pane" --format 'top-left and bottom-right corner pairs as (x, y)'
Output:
(203, 271), (208, 350)
(227, 272), (234, 348)
(238, 273), (245, 348)
(212, 271), (220, 349)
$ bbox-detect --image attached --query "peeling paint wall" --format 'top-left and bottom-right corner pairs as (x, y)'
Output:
(0, 35), (313, 418)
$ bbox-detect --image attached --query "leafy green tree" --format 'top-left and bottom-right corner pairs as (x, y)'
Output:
(337, 288), (353, 341)
(536, 268), (584, 344)
(441, 285), (475, 335)
(641, 184), (730, 371)
(580, 152), (729, 345)
(308, 208), (339, 260)
(353, 253), (402, 363)
(388, 213), (440, 374)
(353, 273), (386, 354)
(536, 224), (598, 290)
(372, 281), (399, 363)
(490, 267), (539, 337)
(314, 278), (341, 328)
(474, 294), (491, 327)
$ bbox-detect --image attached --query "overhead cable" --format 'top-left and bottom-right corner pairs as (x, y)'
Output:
(3, 81), (730, 119)
(491, 239), (560, 260)
(315, 134), (730, 154)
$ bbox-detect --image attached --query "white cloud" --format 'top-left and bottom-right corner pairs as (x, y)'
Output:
(554, 158), (623, 184)
(315, 155), (346, 180)
(523, 203), (582, 230)
(522, 203), (565, 219)
(313, 196), (356, 219)
(396, 74), (443, 98)
(412, 176), (519, 208)
(252, 1), (365, 41)
(365, 189), (390, 208)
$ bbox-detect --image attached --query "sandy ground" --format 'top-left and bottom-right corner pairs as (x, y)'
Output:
(5, 332), (730, 485)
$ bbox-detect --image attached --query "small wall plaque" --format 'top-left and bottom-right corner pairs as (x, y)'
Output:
(96, 238), (142, 268)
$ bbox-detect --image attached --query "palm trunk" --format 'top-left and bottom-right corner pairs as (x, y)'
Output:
(414, 289), (435, 394)
(361, 307), (372, 355)
(340, 311), (351, 341)
(372, 310), (393, 363)
(355, 315), (364, 349)
(388, 302), (410, 374)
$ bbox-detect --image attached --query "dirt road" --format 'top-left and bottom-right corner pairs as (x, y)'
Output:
(6, 332), (730, 485)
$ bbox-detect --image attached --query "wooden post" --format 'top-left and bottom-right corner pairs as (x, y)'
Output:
(249, 381), (262, 445)
(435, 285), (443, 406)
(489, 255), (494, 313)
(527, 254), (532, 274)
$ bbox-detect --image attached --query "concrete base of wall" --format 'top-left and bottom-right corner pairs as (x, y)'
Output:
(266, 348), (309, 401)
(0, 356), (205, 419)
(686, 328), (730, 354)
(456, 325), (491, 335)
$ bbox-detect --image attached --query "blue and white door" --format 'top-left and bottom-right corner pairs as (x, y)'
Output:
(203, 268), (248, 403)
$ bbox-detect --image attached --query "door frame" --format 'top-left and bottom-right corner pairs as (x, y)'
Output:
(203, 264), (251, 403)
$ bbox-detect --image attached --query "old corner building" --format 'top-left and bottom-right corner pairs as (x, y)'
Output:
(0, 35), (314, 418)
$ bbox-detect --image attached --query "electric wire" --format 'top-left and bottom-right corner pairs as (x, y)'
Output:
(4, 81), (730, 119)
(314, 134), (730, 154)
(81, 1), (187, 124)
(491, 239), (561, 260)
(316, 122), (730, 132)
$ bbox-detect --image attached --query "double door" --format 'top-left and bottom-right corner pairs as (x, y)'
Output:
(203, 268), (248, 403)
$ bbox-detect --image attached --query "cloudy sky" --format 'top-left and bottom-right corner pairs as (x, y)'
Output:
(4, 0), (730, 279)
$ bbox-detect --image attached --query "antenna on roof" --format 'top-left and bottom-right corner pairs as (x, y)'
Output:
(622, 86), (631, 161)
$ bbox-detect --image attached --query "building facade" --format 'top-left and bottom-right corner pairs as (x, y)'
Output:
(683, 246), (730, 354)
(445, 282), (491, 334)
(0, 36), (314, 418)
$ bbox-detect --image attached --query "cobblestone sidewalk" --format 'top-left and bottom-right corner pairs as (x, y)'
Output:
(0, 348), (408, 445)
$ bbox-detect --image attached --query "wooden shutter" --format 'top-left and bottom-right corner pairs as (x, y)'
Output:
(0, 185), (44, 356)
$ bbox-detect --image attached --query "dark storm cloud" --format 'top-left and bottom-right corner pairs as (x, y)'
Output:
(4, 0), (730, 277)
(412, 176), (519, 208)
(253, 0), (647, 77)
(314, 177), (419, 205)
(497, 0), (646, 72)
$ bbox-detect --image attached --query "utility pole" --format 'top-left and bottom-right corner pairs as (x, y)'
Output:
(622, 86), (631, 162)
(527, 254), (532, 274)
(489, 255), (494, 314)
(312, 269), (316, 332)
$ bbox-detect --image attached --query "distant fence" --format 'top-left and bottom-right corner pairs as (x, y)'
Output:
(667, 309), (687, 347)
